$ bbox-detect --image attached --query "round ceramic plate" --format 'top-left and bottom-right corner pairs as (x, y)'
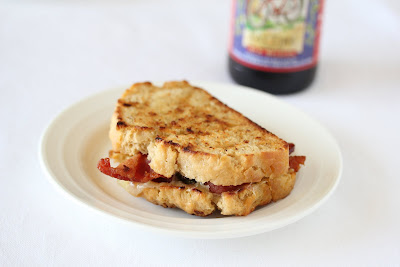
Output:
(39, 81), (342, 239)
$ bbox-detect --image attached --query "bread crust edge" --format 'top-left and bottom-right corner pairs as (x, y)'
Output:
(117, 171), (296, 216)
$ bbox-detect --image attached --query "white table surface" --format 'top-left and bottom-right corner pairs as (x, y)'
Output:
(1, 0), (399, 266)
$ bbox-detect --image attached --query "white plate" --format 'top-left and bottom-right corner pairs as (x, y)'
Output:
(39, 81), (342, 239)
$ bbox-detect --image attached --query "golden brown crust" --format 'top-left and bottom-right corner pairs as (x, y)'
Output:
(109, 81), (289, 186)
(118, 181), (216, 216)
(117, 171), (296, 216)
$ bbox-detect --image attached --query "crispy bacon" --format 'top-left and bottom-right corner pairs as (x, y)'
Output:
(289, 156), (306, 172)
(98, 152), (306, 192)
(288, 143), (295, 154)
(97, 154), (167, 183)
(205, 182), (248, 194)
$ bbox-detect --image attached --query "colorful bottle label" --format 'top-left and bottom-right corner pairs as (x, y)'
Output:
(229, 0), (323, 72)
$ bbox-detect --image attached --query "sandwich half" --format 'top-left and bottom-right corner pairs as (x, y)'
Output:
(98, 81), (305, 216)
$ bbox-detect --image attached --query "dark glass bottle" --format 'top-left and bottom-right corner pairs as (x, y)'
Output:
(229, 58), (317, 94)
(228, 0), (323, 94)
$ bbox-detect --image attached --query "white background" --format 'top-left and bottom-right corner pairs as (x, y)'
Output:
(1, 0), (399, 266)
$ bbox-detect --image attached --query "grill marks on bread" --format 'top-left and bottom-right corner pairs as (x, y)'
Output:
(115, 81), (288, 155)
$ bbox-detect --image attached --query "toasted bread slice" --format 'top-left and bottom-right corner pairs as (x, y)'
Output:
(117, 171), (296, 216)
(110, 81), (289, 186)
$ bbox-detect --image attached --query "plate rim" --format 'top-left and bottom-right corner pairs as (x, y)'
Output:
(39, 81), (343, 239)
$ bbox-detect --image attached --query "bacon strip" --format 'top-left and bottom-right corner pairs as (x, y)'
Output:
(288, 143), (295, 154)
(98, 153), (306, 192)
(205, 182), (249, 194)
(97, 154), (167, 183)
(289, 156), (306, 172)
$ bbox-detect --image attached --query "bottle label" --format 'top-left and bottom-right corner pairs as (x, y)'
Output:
(229, 0), (323, 72)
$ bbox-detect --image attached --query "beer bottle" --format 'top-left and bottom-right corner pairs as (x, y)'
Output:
(229, 0), (324, 94)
